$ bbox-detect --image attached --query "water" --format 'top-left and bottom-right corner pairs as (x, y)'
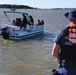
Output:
(0, 8), (69, 75)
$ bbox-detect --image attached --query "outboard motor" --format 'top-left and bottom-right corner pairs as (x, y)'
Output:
(1, 27), (9, 39)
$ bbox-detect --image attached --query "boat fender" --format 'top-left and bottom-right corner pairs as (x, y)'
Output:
(1, 27), (10, 39)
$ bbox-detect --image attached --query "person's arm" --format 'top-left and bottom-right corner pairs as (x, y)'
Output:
(51, 43), (60, 58)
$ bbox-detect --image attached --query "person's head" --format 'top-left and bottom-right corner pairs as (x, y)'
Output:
(65, 8), (76, 25)
(13, 20), (15, 23)
(22, 14), (25, 17)
(28, 15), (32, 18)
(38, 19), (40, 22)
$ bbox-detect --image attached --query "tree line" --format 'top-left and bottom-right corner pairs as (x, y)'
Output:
(0, 4), (37, 9)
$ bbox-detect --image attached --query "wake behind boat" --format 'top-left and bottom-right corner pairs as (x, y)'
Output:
(0, 9), (44, 40)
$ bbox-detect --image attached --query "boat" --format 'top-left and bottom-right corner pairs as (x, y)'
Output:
(0, 10), (44, 40)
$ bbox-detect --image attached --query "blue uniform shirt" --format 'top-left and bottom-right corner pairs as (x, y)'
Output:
(54, 32), (63, 45)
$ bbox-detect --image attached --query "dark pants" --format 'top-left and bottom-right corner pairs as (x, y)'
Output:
(20, 23), (27, 29)
(56, 61), (76, 75)
(57, 66), (76, 75)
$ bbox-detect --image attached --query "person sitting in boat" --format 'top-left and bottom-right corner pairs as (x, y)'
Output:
(41, 20), (44, 25)
(11, 20), (16, 25)
(28, 15), (34, 28)
(37, 19), (41, 25)
(15, 18), (22, 26)
(20, 14), (28, 30)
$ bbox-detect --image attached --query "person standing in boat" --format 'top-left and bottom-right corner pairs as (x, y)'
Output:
(20, 14), (28, 29)
(51, 8), (76, 75)
(28, 15), (34, 28)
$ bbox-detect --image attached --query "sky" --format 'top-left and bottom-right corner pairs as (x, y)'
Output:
(0, 0), (76, 9)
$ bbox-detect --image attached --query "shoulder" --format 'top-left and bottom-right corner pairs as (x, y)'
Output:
(54, 33), (63, 45)
(61, 26), (70, 36)
(54, 26), (69, 45)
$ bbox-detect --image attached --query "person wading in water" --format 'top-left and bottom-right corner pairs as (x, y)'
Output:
(51, 8), (76, 75)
